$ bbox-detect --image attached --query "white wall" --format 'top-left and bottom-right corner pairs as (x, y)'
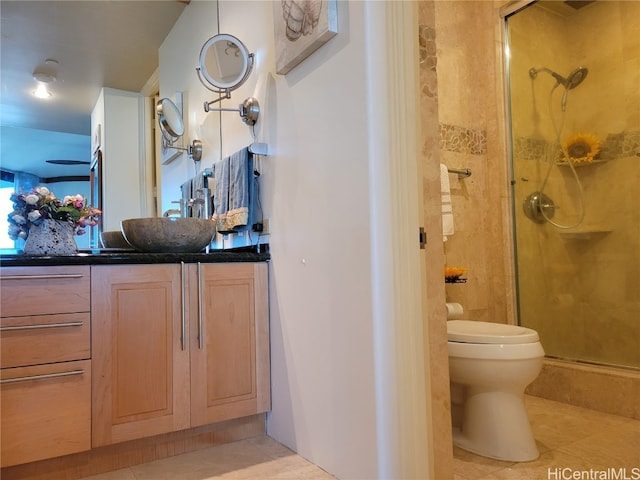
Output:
(159, 2), (430, 478)
(91, 88), (146, 232)
(219, 2), (380, 477)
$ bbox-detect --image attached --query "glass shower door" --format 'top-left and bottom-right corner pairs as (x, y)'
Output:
(505, 0), (640, 369)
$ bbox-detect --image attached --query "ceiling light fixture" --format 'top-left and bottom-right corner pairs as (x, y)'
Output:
(34, 83), (51, 98)
(32, 59), (59, 99)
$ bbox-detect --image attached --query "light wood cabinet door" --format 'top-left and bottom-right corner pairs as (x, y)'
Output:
(91, 264), (190, 447)
(0, 360), (91, 467)
(189, 263), (270, 426)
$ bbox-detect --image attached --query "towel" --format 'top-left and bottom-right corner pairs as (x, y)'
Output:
(226, 147), (250, 229)
(440, 164), (454, 241)
(212, 156), (230, 232)
(212, 147), (252, 233)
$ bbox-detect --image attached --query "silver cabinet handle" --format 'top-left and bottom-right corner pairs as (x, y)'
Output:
(198, 262), (204, 350)
(0, 369), (84, 384)
(181, 262), (186, 351)
(1, 274), (84, 281)
(0, 321), (83, 332)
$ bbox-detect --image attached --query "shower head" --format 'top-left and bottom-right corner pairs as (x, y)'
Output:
(529, 66), (589, 89)
(565, 67), (589, 89)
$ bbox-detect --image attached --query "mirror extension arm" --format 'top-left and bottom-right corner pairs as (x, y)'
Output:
(203, 96), (260, 127)
(165, 139), (203, 162)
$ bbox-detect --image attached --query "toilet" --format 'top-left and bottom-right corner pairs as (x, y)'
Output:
(447, 319), (544, 462)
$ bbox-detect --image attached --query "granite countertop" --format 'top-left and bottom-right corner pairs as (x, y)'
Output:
(0, 244), (270, 267)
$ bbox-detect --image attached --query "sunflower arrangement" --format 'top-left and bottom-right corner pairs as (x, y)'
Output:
(562, 133), (601, 164)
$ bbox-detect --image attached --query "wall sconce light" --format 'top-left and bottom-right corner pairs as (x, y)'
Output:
(32, 59), (58, 99)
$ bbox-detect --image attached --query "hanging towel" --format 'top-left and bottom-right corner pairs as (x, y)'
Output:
(440, 164), (454, 241)
(212, 156), (231, 232)
(226, 147), (250, 229)
(212, 147), (252, 233)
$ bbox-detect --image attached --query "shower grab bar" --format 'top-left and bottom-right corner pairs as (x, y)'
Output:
(447, 167), (472, 178)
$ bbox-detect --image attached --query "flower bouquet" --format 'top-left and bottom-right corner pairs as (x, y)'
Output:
(445, 266), (467, 284)
(8, 186), (101, 241)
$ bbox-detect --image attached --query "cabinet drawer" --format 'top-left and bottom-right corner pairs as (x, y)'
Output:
(0, 266), (90, 317)
(1, 313), (90, 368)
(0, 359), (91, 467)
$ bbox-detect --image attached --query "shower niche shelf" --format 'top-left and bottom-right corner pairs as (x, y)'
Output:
(558, 227), (612, 240)
(556, 159), (608, 168)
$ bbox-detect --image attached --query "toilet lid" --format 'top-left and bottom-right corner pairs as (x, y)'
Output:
(447, 320), (540, 344)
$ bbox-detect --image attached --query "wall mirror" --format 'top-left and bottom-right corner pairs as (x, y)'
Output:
(0, 2), (191, 181)
(197, 33), (254, 94)
(157, 97), (203, 162)
(196, 33), (260, 127)
(157, 98), (185, 146)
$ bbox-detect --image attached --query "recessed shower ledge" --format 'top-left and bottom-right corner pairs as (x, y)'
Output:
(556, 159), (608, 168)
(558, 227), (612, 240)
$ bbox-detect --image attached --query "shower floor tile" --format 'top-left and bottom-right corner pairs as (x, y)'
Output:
(453, 395), (640, 480)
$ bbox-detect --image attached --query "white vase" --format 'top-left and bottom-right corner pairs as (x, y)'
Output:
(23, 219), (78, 255)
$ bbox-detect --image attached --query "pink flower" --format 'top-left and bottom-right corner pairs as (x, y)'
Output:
(64, 195), (85, 208)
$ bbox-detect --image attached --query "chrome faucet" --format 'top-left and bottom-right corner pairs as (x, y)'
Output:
(163, 199), (185, 217)
(163, 189), (210, 219)
(162, 208), (181, 217)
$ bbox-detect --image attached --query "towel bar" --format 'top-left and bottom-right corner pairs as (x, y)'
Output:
(448, 167), (471, 178)
(248, 142), (268, 156)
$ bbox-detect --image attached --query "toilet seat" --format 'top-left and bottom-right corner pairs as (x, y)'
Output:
(448, 320), (539, 344)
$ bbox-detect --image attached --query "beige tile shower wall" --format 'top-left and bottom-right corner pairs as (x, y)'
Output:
(432, 1), (512, 324)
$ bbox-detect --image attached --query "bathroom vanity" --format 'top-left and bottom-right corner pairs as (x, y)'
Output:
(0, 249), (270, 477)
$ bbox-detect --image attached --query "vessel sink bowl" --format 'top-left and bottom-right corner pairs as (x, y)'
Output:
(121, 218), (216, 253)
(100, 230), (132, 249)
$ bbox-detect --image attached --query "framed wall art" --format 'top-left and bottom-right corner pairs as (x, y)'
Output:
(274, 0), (338, 75)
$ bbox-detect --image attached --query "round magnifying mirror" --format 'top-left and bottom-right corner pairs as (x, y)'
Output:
(198, 33), (254, 92)
(157, 98), (184, 145)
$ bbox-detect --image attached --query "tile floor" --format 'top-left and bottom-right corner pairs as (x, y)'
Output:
(79, 436), (335, 480)
(79, 395), (639, 480)
(453, 395), (640, 480)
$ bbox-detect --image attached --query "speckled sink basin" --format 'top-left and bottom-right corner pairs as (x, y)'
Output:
(121, 218), (216, 253)
(100, 230), (132, 249)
